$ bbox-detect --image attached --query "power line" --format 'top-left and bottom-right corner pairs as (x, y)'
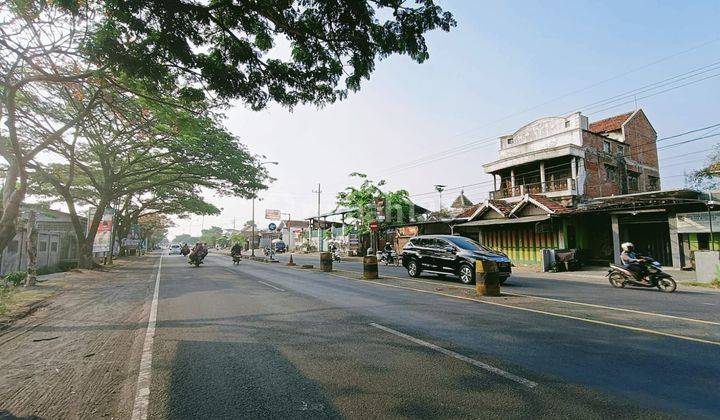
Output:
(381, 59), (720, 176)
(382, 38), (720, 173)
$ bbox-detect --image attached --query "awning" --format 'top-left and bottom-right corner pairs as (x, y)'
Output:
(456, 215), (550, 227)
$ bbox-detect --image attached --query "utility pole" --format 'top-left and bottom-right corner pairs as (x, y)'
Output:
(251, 197), (256, 256)
(435, 184), (446, 210)
(313, 183), (322, 251)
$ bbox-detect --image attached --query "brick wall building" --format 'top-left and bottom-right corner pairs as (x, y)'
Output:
(483, 109), (660, 204)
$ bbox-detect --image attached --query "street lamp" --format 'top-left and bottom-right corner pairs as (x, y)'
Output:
(251, 161), (278, 256)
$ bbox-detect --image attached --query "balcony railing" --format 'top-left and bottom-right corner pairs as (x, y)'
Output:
(490, 178), (576, 199)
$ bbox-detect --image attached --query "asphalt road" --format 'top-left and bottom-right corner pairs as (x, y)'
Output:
(270, 252), (720, 322)
(140, 252), (720, 419)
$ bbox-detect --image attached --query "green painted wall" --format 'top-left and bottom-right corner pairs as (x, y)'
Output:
(688, 232), (720, 251)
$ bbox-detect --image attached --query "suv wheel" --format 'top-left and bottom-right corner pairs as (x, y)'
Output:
(407, 259), (421, 277)
(459, 264), (475, 284)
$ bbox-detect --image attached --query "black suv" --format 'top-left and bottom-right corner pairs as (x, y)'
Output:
(401, 235), (512, 284)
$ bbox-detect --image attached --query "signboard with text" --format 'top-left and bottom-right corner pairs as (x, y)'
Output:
(92, 209), (114, 253)
(369, 220), (379, 232)
(265, 209), (281, 220)
(677, 211), (720, 233)
(375, 197), (386, 222)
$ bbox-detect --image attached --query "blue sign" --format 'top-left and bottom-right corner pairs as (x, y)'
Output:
(268, 223), (277, 231)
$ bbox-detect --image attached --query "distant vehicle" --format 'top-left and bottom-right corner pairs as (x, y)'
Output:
(168, 243), (182, 255)
(401, 235), (512, 284)
(273, 240), (286, 253)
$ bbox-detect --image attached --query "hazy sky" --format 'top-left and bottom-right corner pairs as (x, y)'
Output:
(169, 0), (720, 239)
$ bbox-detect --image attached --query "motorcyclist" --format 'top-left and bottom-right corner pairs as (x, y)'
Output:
(180, 243), (190, 256)
(230, 242), (242, 257)
(620, 242), (648, 284)
(189, 242), (208, 262)
(383, 242), (393, 263)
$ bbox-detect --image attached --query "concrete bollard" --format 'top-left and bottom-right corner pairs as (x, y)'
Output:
(475, 260), (501, 296)
(363, 256), (379, 279)
(320, 252), (333, 272)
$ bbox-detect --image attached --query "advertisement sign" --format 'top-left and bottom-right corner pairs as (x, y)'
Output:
(265, 209), (281, 220)
(375, 197), (386, 222)
(92, 209), (114, 253)
(676, 211), (720, 233)
(396, 226), (418, 237)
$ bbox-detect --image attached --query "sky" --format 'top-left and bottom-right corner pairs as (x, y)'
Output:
(169, 0), (720, 240)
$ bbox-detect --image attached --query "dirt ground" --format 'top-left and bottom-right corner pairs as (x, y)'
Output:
(0, 256), (158, 420)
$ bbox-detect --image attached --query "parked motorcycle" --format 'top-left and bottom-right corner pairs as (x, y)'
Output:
(607, 257), (676, 293)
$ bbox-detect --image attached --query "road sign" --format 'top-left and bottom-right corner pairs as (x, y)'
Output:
(265, 209), (281, 220)
(369, 220), (379, 232)
(268, 222), (277, 231)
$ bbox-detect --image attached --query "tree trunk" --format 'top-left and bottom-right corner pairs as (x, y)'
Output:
(0, 163), (27, 254)
(77, 239), (95, 269)
(25, 211), (37, 287)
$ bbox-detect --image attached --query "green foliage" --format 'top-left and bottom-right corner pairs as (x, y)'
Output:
(4, 271), (27, 287)
(336, 173), (416, 234)
(173, 234), (199, 244)
(79, 1), (455, 108)
(230, 233), (246, 247)
(200, 226), (224, 247)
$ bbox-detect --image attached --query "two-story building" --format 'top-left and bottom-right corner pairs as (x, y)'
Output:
(453, 109), (695, 269)
(482, 109), (660, 204)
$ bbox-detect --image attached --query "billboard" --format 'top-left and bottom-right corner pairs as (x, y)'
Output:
(265, 209), (281, 220)
(676, 211), (720, 233)
(92, 209), (114, 253)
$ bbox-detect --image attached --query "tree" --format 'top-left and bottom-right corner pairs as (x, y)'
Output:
(0, 4), (103, 253)
(86, 1), (455, 108)
(29, 88), (269, 267)
(138, 213), (173, 249)
(687, 149), (720, 190)
(200, 226), (223, 247)
(174, 234), (199, 244)
(336, 173), (416, 234)
(243, 220), (257, 229)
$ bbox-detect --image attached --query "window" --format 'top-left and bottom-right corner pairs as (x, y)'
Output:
(603, 141), (611, 154)
(697, 233), (710, 251)
(50, 242), (58, 252)
(39, 241), (48, 252)
(507, 137), (514, 145)
(648, 176), (660, 190)
(628, 173), (639, 191)
(604, 165), (616, 182)
(564, 120), (570, 128)
(617, 145), (625, 156)
(446, 236), (495, 253)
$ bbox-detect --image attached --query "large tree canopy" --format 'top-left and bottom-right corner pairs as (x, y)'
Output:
(85, 0), (455, 107)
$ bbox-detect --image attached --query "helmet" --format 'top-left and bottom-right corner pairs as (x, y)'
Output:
(621, 242), (634, 251)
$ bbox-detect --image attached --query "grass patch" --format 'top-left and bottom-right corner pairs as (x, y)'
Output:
(0, 285), (18, 315)
(680, 281), (720, 289)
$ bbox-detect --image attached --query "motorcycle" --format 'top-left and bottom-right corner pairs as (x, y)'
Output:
(231, 253), (241, 265)
(378, 250), (400, 266)
(180, 246), (190, 257)
(607, 257), (676, 293)
(188, 251), (207, 267)
(332, 249), (341, 262)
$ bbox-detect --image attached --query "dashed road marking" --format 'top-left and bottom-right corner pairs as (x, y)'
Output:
(370, 322), (537, 388)
(330, 269), (720, 326)
(131, 254), (162, 420)
(325, 272), (720, 347)
(258, 280), (285, 292)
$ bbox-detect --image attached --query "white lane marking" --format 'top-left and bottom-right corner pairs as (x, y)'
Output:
(332, 269), (720, 326)
(131, 254), (162, 420)
(370, 322), (537, 388)
(258, 280), (285, 292)
(328, 273), (720, 347)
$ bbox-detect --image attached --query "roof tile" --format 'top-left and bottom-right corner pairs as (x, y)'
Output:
(588, 111), (633, 133)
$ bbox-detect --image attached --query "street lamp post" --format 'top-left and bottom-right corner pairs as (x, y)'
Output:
(251, 161), (278, 257)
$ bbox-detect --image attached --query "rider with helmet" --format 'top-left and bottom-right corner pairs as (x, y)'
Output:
(620, 242), (648, 284)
